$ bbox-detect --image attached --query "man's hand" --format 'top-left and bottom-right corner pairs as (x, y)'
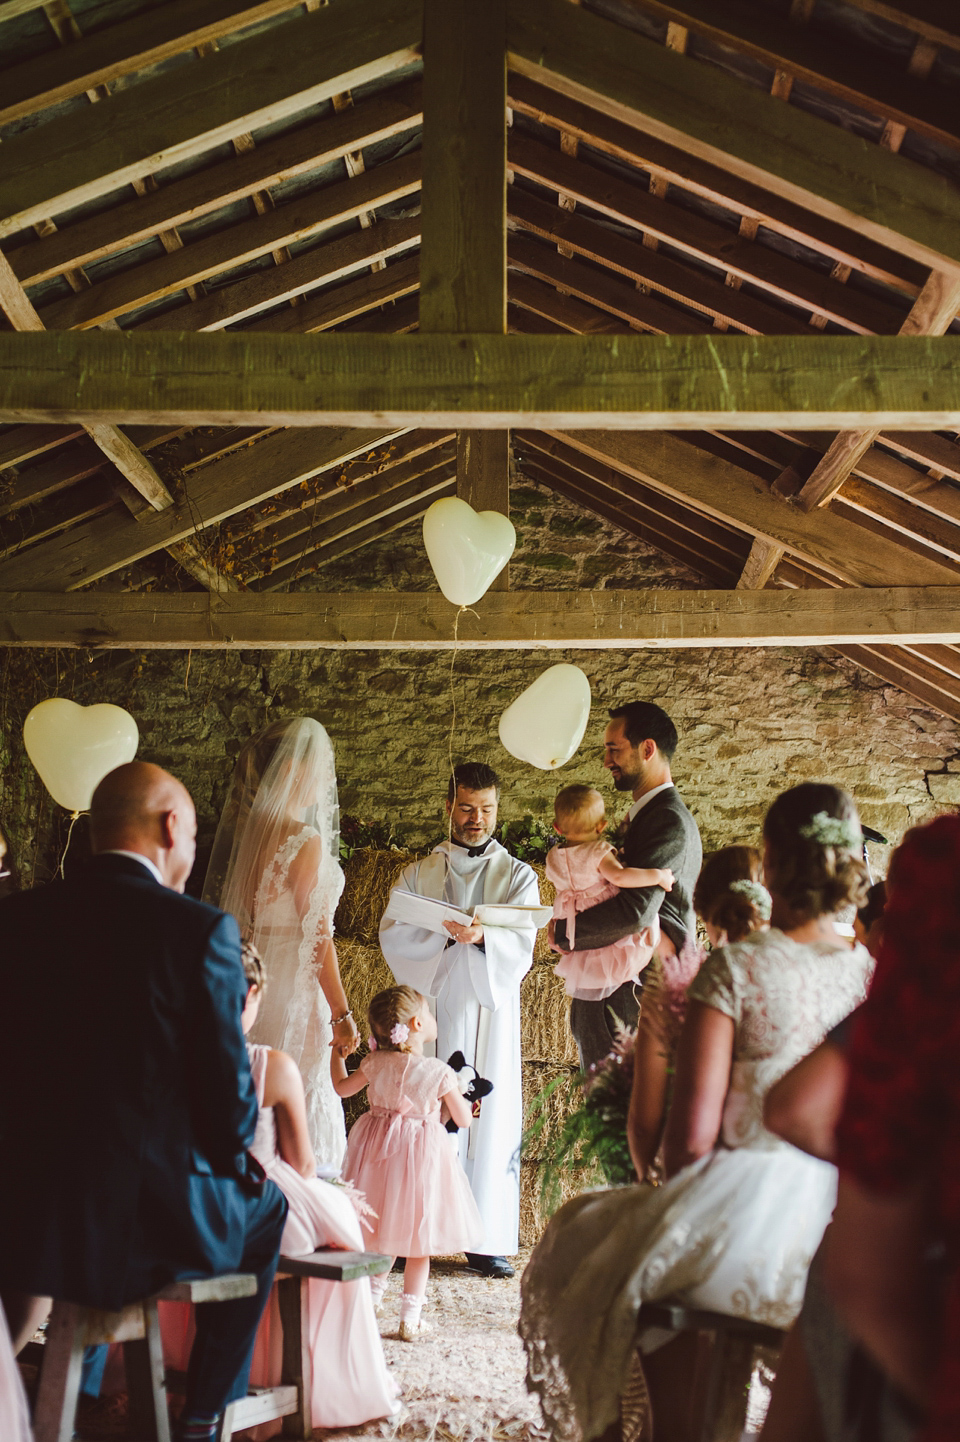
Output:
(443, 919), (484, 946)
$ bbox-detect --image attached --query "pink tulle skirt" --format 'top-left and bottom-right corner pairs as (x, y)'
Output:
(343, 1107), (484, 1258)
(552, 882), (659, 998)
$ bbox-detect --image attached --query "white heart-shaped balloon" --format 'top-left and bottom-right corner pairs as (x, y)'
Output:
(499, 664), (592, 770)
(422, 496), (516, 606)
(23, 698), (139, 812)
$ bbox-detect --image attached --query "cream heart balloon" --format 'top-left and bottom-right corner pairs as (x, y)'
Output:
(422, 496), (516, 606)
(23, 698), (139, 813)
(499, 664), (592, 770)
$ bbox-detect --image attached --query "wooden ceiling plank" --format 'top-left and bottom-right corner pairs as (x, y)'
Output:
(38, 154), (421, 331)
(836, 475), (960, 564)
(797, 271), (960, 510)
(0, 0), (307, 126)
(552, 428), (960, 587)
(514, 429), (750, 560)
(7, 81), (423, 289)
(506, 302), (567, 335)
(737, 536), (785, 589)
(139, 218), (420, 334)
(837, 643), (960, 720)
(508, 190), (812, 336)
(620, 0), (960, 152)
(833, 3), (960, 56)
(508, 134), (904, 334)
(4, 586), (960, 648)
(8, 330), (960, 429)
(0, 423), (85, 470)
(878, 431), (960, 485)
(0, 0), (421, 240)
(0, 478), (116, 560)
(241, 253), (419, 335)
(0, 425), (409, 590)
(519, 457), (738, 586)
(506, 73), (924, 297)
(507, 0), (960, 275)
(508, 271), (629, 333)
(255, 486), (457, 589)
(0, 440), (107, 520)
(901, 642), (960, 679)
(508, 233), (714, 335)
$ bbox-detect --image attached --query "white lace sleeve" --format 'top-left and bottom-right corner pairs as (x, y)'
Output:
(284, 828), (345, 975)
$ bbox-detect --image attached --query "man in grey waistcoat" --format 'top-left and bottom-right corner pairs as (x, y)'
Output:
(553, 701), (702, 1070)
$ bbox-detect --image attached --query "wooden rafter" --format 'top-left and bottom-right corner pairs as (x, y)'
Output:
(3, 587), (960, 649)
(0, 0), (421, 239)
(506, 0), (960, 274)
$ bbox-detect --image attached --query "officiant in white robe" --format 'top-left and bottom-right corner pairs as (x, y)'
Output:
(379, 764), (539, 1272)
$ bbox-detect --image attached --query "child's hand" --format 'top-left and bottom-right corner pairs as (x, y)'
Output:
(659, 869), (675, 892)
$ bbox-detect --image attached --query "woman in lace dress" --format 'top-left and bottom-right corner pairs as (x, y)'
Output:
(520, 783), (874, 1442)
(204, 717), (359, 1165)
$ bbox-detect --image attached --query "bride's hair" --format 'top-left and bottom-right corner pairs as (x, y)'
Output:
(764, 783), (868, 921)
(367, 985), (425, 1054)
(694, 845), (768, 943)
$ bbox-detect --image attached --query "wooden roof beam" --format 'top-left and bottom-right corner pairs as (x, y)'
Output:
(0, 0), (308, 127)
(241, 254), (420, 336)
(7, 331), (960, 431)
(3, 586), (960, 649)
(507, 0), (960, 275)
(0, 0), (421, 240)
(6, 80), (423, 289)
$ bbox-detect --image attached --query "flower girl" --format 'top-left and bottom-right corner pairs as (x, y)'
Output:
(332, 985), (484, 1340)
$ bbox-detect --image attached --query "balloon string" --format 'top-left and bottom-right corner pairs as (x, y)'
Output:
(446, 605), (479, 842)
(59, 809), (83, 879)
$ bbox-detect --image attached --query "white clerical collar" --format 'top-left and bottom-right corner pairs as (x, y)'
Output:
(100, 849), (165, 886)
(627, 781), (674, 823)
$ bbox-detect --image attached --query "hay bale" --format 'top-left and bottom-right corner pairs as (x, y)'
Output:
(521, 1060), (582, 1161)
(519, 1160), (596, 1246)
(335, 847), (420, 944)
(529, 861), (556, 962)
(521, 962), (579, 1066)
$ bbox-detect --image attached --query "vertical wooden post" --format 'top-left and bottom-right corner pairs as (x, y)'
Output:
(278, 1274), (312, 1438)
(420, 0), (510, 587)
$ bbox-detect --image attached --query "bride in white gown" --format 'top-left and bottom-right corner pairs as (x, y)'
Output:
(520, 783), (874, 1442)
(204, 717), (360, 1166)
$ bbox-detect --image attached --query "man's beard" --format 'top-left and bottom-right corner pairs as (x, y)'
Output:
(451, 819), (495, 845)
(611, 769), (639, 792)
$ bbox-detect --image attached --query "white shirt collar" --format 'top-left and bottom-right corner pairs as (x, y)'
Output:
(100, 849), (166, 886)
(627, 781), (674, 823)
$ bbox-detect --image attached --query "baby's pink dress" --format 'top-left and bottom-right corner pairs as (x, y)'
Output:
(547, 839), (659, 1000)
(343, 1051), (485, 1258)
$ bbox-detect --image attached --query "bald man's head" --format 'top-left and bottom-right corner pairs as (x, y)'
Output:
(91, 762), (197, 891)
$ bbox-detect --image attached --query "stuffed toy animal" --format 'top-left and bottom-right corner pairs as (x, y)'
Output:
(445, 1050), (494, 1132)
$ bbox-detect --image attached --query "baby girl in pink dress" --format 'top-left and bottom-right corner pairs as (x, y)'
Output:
(547, 783), (674, 1000)
(332, 985), (483, 1341)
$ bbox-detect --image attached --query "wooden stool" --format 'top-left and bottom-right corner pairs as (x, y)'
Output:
(636, 1301), (786, 1442)
(33, 1273), (257, 1442)
(219, 1249), (391, 1442)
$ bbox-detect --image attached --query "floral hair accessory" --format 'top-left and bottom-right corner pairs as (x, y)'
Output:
(729, 878), (773, 919)
(389, 1022), (410, 1045)
(799, 812), (863, 850)
(367, 1035), (378, 1051)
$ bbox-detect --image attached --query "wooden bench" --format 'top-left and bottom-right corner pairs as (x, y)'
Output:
(33, 1272), (257, 1442)
(217, 1249), (392, 1442)
(636, 1301), (787, 1442)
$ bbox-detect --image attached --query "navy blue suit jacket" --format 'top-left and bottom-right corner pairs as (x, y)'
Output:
(0, 853), (268, 1311)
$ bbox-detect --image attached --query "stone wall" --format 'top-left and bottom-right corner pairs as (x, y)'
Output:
(2, 476), (958, 885)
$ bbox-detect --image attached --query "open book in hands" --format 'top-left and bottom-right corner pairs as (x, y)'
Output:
(383, 889), (552, 935)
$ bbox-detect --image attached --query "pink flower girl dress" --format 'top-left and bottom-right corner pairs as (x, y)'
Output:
(343, 1050), (484, 1258)
(547, 839), (659, 1000)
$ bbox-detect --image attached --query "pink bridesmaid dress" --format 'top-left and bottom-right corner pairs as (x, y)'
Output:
(547, 839), (659, 999)
(161, 1043), (398, 1436)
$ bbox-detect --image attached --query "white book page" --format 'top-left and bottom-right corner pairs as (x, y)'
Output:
(383, 889), (474, 934)
(473, 903), (553, 929)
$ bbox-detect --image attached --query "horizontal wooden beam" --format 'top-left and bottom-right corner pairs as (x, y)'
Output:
(3, 587), (960, 649)
(507, 0), (960, 275)
(0, 0), (421, 239)
(6, 332), (960, 429)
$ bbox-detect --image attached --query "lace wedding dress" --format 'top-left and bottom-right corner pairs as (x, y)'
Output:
(519, 927), (873, 1442)
(249, 825), (346, 1166)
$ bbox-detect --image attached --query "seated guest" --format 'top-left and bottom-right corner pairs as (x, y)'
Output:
(520, 783), (873, 1442)
(827, 816), (960, 1442)
(0, 762), (287, 1442)
(164, 943), (399, 1432)
(628, 844), (771, 1181)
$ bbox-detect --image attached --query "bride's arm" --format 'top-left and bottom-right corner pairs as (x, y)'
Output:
(662, 1001), (735, 1178)
(288, 835), (360, 1056)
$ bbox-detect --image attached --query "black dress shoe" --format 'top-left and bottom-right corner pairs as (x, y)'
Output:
(464, 1252), (515, 1278)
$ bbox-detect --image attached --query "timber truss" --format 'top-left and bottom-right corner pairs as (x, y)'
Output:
(2, 0), (960, 720)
